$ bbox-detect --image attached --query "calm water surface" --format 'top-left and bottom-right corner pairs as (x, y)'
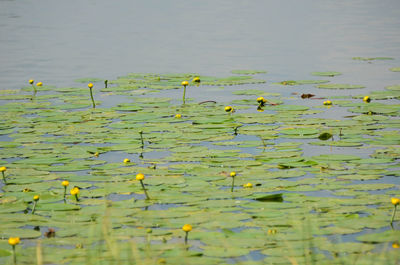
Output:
(1, 0), (400, 91)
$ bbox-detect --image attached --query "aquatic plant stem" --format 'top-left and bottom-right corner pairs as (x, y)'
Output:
(184, 231), (188, 245)
(2, 171), (6, 184)
(139, 131), (144, 148)
(140, 180), (150, 200)
(183, 85), (187, 104)
(31, 201), (37, 214)
(231, 177), (235, 192)
(391, 205), (397, 224)
(12, 245), (16, 265)
(89, 87), (96, 108)
(31, 84), (37, 93)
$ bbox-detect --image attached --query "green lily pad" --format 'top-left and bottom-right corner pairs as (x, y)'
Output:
(317, 84), (365, 89)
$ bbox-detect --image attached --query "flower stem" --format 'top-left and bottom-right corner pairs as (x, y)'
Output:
(12, 245), (16, 265)
(31, 201), (37, 214)
(183, 85), (186, 104)
(2, 171), (6, 184)
(140, 180), (150, 200)
(184, 231), (188, 245)
(31, 84), (37, 93)
(391, 205), (397, 224)
(139, 131), (144, 148)
(75, 194), (79, 202)
(89, 87), (96, 108)
(231, 177), (235, 192)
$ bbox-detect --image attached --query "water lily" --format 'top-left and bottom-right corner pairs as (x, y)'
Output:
(391, 197), (400, 224)
(8, 237), (20, 265)
(363, 96), (371, 103)
(323, 100), (332, 105)
(192, 77), (200, 83)
(62, 180), (69, 200)
(229, 171), (236, 192)
(181, 81), (189, 104)
(123, 158), (130, 163)
(87, 83), (96, 108)
(31, 195), (39, 214)
(257, 96), (267, 107)
(0, 166), (7, 184)
(175, 114), (182, 118)
(182, 224), (192, 244)
(243, 182), (253, 188)
(225, 106), (233, 113)
(136, 173), (150, 200)
(70, 186), (80, 202)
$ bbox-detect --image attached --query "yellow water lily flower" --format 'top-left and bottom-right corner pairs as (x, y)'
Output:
(29, 79), (34, 84)
(70, 187), (80, 195)
(363, 96), (371, 103)
(88, 83), (94, 89)
(225, 106), (233, 112)
(0, 166), (6, 172)
(181, 81), (189, 86)
(62, 180), (69, 187)
(182, 224), (192, 232)
(230, 171), (236, 177)
(323, 100), (332, 105)
(257, 97), (267, 104)
(33, 195), (40, 201)
(8, 237), (20, 246)
(243, 183), (253, 188)
(392, 197), (400, 206)
(36, 82), (43, 86)
(123, 158), (130, 163)
(192, 77), (200, 83)
(136, 173), (145, 181)
(175, 114), (182, 118)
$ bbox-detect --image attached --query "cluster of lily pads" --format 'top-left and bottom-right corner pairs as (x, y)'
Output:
(0, 66), (399, 264)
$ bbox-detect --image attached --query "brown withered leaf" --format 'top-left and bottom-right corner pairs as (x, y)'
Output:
(301, 93), (315, 99)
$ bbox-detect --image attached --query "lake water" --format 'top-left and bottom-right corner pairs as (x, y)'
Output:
(1, 0), (400, 91)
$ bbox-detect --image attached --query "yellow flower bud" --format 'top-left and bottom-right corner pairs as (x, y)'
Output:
(257, 97), (267, 104)
(391, 197), (400, 206)
(181, 81), (189, 86)
(225, 106), (233, 112)
(0, 166), (6, 172)
(230, 171), (236, 177)
(363, 96), (371, 103)
(182, 224), (192, 232)
(123, 158), (130, 163)
(29, 79), (34, 84)
(136, 173), (145, 181)
(62, 180), (69, 187)
(323, 100), (332, 105)
(243, 183), (253, 188)
(175, 114), (182, 118)
(33, 195), (40, 201)
(192, 77), (200, 83)
(94, 152), (99, 157)
(70, 187), (80, 195)
(393, 242), (400, 249)
(8, 237), (20, 246)
(88, 83), (93, 89)
(36, 82), (43, 86)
